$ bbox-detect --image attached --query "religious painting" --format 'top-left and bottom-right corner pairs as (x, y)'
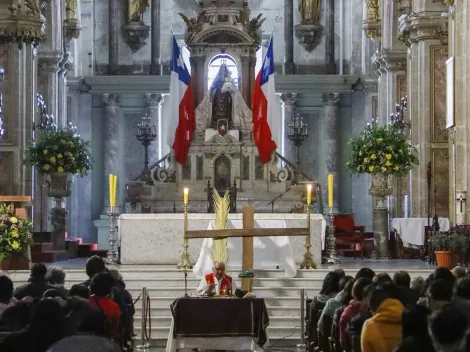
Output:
(214, 155), (231, 191)
(430, 46), (448, 141)
(446, 56), (455, 129)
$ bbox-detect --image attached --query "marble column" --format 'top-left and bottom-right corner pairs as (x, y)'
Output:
(145, 93), (163, 165)
(324, 0), (335, 74)
(322, 93), (340, 211)
(102, 94), (121, 213)
(150, 0), (161, 75)
(283, 0), (295, 74)
(280, 93), (298, 163)
(108, 0), (120, 74)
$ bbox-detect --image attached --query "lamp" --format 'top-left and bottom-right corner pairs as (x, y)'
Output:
(34, 94), (56, 130)
(136, 114), (157, 185)
(287, 114), (309, 183)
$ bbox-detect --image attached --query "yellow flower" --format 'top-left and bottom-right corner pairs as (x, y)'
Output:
(57, 167), (64, 173)
(385, 161), (393, 166)
(43, 150), (48, 155)
(394, 166), (400, 171)
(57, 154), (63, 159)
(369, 166), (374, 172)
(385, 154), (392, 160)
(363, 158), (369, 163)
(9, 217), (18, 224)
(359, 151), (363, 156)
(370, 154), (377, 160)
(11, 241), (20, 250)
(377, 138), (383, 142)
(381, 167), (387, 172)
(43, 164), (50, 170)
(49, 156), (56, 163)
(11, 230), (19, 238)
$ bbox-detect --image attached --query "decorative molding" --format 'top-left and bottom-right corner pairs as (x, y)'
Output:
(102, 93), (121, 107)
(144, 93), (163, 107)
(322, 93), (340, 106)
(294, 24), (323, 52)
(381, 50), (407, 72)
(123, 21), (150, 53)
(404, 14), (448, 44)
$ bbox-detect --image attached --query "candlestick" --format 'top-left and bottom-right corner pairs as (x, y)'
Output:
(307, 184), (312, 205)
(323, 208), (340, 264)
(184, 188), (189, 205)
(299, 204), (317, 269)
(328, 174), (334, 208)
(106, 208), (118, 265)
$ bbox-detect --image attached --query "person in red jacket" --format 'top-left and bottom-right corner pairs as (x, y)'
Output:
(197, 261), (237, 296)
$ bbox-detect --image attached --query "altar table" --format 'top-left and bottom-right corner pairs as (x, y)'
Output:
(193, 220), (297, 278)
(166, 297), (269, 352)
(391, 217), (450, 247)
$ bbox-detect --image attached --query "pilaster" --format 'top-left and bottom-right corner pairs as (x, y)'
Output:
(280, 93), (298, 163)
(145, 93), (163, 166)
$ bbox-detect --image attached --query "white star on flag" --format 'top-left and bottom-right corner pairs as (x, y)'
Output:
(220, 124), (226, 130)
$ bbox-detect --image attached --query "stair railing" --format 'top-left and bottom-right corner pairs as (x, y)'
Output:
(133, 153), (171, 182)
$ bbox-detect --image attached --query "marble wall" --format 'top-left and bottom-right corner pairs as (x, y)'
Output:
(79, 0), (365, 75)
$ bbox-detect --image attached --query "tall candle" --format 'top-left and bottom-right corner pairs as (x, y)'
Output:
(112, 175), (118, 207)
(328, 174), (334, 208)
(306, 184), (312, 205)
(184, 188), (189, 205)
(109, 174), (113, 207)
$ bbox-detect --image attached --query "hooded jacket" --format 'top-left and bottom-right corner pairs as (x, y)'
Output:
(360, 298), (404, 352)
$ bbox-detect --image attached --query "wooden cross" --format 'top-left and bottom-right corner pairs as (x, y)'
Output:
(184, 205), (312, 290)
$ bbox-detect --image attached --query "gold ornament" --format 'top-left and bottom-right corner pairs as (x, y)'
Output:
(298, 0), (321, 24)
(65, 0), (77, 20)
(365, 0), (380, 20)
(128, 0), (149, 22)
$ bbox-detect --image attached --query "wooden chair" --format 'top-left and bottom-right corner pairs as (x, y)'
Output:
(333, 214), (374, 259)
(317, 314), (332, 352)
(307, 301), (326, 352)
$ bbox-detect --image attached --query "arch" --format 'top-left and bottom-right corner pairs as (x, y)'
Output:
(213, 154), (232, 191)
(207, 54), (239, 90)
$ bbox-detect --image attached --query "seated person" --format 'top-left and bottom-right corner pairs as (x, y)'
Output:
(197, 261), (237, 296)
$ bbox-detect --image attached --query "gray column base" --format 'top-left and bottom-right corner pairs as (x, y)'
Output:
(372, 208), (389, 259)
(283, 62), (296, 75)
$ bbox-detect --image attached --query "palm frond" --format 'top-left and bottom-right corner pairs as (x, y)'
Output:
(211, 188), (230, 264)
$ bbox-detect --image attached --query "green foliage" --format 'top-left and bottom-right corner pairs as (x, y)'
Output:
(428, 232), (468, 252)
(346, 124), (419, 176)
(24, 126), (92, 176)
(0, 204), (33, 262)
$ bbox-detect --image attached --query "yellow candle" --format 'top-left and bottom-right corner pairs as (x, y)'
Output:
(184, 188), (189, 205)
(109, 174), (113, 207)
(306, 184), (312, 205)
(328, 174), (334, 208)
(112, 175), (118, 207)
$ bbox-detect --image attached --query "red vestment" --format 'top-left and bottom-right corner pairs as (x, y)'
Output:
(205, 273), (233, 296)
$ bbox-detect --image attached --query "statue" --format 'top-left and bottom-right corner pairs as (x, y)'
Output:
(65, 0), (77, 20)
(298, 0), (321, 24)
(365, 0), (379, 20)
(239, 11), (265, 42)
(179, 11), (206, 40)
(210, 64), (233, 129)
(128, 0), (149, 22)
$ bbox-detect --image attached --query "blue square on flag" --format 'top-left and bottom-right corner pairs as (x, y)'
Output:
(217, 119), (228, 136)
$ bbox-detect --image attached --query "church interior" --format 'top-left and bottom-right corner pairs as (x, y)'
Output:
(0, 0), (468, 351)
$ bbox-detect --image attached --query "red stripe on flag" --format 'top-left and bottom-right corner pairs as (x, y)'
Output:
(172, 83), (195, 165)
(252, 72), (276, 164)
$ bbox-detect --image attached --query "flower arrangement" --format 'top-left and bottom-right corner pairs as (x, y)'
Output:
(346, 124), (418, 176)
(24, 126), (92, 176)
(0, 204), (33, 262)
(428, 231), (467, 252)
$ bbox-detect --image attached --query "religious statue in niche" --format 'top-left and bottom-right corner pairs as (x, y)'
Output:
(210, 64), (233, 129)
(298, 0), (321, 24)
(128, 0), (149, 22)
(65, 0), (77, 20)
(365, 0), (379, 20)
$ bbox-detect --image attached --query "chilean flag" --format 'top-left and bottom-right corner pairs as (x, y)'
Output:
(166, 36), (195, 165)
(252, 38), (278, 164)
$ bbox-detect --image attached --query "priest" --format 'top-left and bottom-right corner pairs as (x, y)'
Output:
(197, 261), (237, 296)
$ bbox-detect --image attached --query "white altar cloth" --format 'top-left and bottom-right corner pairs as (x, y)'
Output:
(193, 220), (297, 278)
(166, 317), (266, 352)
(392, 217), (450, 247)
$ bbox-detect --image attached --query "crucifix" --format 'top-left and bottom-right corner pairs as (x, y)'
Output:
(183, 205), (316, 291)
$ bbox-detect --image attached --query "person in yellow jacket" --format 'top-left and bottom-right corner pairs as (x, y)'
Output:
(361, 285), (404, 352)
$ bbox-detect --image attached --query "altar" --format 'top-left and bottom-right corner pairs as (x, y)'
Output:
(118, 213), (326, 267)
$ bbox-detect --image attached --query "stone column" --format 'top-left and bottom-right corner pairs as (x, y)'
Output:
(145, 93), (163, 165)
(108, 0), (120, 74)
(102, 94), (121, 213)
(150, 0), (161, 75)
(283, 0), (295, 74)
(322, 93), (340, 211)
(324, 0), (335, 74)
(280, 93), (298, 163)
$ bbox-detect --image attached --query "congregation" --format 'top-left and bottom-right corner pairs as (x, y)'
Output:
(0, 256), (134, 352)
(309, 266), (470, 352)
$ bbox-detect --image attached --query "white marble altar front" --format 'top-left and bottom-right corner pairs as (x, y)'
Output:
(119, 213), (326, 266)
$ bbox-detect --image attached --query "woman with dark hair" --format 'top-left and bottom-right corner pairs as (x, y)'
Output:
(0, 275), (17, 315)
(0, 298), (66, 352)
(340, 278), (373, 347)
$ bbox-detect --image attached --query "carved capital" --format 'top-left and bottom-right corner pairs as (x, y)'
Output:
(322, 93), (340, 106)
(381, 50), (407, 72)
(102, 93), (121, 107)
(362, 18), (381, 44)
(405, 14), (448, 44)
(280, 93), (298, 106)
(38, 53), (62, 74)
(64, 18), (82, 42)
(145, 93), (163, 107)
